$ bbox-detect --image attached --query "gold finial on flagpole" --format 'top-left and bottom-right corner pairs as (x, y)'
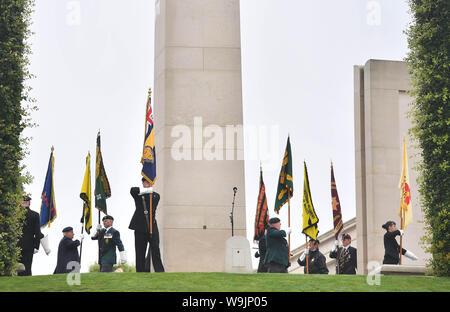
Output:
(51, 146), (54, 153)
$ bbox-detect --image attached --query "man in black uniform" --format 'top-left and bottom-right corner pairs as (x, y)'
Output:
(129, 178), (164, 272)
(329, 233), (357, 274)
(54, 227), (82, 274)
(297, 239), (328, 274)
(254, 228), (268, 273)
(17, 195), (44, 276)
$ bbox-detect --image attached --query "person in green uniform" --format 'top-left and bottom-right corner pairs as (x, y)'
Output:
(91, 215), (127, 272)
(263, 217), (292, 273)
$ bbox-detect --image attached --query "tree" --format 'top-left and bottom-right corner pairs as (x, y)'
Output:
(406, 0), (450, 276)
(0, 0), (35, 276)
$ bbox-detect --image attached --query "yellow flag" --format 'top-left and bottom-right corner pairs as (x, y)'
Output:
(302, 162), (319, 240)
(398, 136), (412, 230)
(80, 152), (92, 234)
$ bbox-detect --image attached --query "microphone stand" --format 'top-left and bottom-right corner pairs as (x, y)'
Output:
(230, 188), (237, 237)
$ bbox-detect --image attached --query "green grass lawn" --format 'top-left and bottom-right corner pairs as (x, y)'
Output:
(0, 272), (449, 292)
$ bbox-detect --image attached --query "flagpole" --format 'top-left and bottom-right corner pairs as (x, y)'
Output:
(288, 197), (291, 264)
(305, 235), (309, 274)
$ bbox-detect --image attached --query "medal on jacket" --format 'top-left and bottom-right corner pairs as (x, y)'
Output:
(104, 233), (112, 244)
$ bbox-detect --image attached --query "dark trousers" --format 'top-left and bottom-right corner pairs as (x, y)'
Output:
(18, 250), (34, 276)
(257, 259), (268, 273)
(134, 222), (165, 272)
(100, 264), (113, 272)
(267, 262), (288, 273)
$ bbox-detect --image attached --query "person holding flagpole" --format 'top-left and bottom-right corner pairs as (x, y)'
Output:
(381, 221), (418, 264)
(264, 217), (291, 273)
(254, 164), (270, 273)
(297, 238), (328, 274)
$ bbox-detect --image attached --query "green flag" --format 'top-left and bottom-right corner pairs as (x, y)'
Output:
(95, 131), (111, 215)
(274, 136), (293, 214)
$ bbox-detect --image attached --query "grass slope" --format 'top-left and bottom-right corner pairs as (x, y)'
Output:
(0, 272), (449, 292)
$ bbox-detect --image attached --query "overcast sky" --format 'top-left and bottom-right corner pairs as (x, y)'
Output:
(22, 0), (411, 275)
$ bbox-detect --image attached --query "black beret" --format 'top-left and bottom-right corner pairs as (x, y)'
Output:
(268, 217), (281, 224)
(22, 195), (31, 201)
(342, 233), (351, 240)
(309, 238), (320, 244)
(102, 215), (114, 221)
(62, 226), (73, 233)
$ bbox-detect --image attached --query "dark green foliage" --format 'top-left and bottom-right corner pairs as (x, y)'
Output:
(0, 0), (35, 276)
(406, 0), (450, 276)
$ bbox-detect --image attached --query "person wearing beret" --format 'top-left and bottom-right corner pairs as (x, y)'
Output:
(263, 217), (291, 273)
(329, 233), (357, 274)
(381, 220), (418, 264)
(297, 239), (329, 274)
(17, 195), (44, 276)
(91, 215), (127, 272)
(129, 178), (164, 272)
(254, 225), (269, 273)
(54, 227), (82, 274)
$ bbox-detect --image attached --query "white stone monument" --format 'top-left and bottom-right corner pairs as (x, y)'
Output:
(223, 236), (253, 274)
(153, 0), (246, 272)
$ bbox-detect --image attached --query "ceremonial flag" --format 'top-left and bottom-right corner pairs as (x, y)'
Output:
(141, 89), (156, 185)
(274, 136), (293, 214)
(80, 152), (92, 234)
(398, 136), (412, 230)
(331, 162), (343, 240)
(302, 162), (319, 240)
(254, 166), (269, 241)
(95, 131), (111, 215)
(39, 147), (57, 228)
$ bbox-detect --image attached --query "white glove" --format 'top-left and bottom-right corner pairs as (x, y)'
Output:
(40, 235), (51, 255)
(139, 187), (153, 195)
(285, 227), (292, 235)
(399, 229), (404, 236)
(332, 240), (339, 252)
(33, 248), (39, 254)
(96, 224), (102, 231)
(120, 251), (127, 264)
(305, 248), (309, 255)
(404, 250), (418, 261)
(299, 251), (306, 262)
(77, 234), (84, 242)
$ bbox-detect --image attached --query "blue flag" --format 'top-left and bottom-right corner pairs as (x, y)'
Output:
(141, 90), (156, 185)
(40, 148), (57, 228)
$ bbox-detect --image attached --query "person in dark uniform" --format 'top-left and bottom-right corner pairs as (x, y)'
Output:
(254, 226), (268, 273)
(91, 215), (126, 272)
(129, 178), (164, 272)
(297, 239), (329, 274)
(17, 195), (44, 276)
(382, 221), (418, 264)
(263, 217), (291, 273)
(54, 227), (82, 274)
(329, 233), (357, 274)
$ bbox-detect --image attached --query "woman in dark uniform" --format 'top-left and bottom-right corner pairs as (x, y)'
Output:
(382, 221), (418, 264)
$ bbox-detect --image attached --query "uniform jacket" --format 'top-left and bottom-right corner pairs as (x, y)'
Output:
(383, 230), (406, 264)
(92, 227), (125, 264)
(255, 233), (268, 273)
(298, 248), (329, 274)
(53, 237), (80, 274)
(330, 246), (357, 274)
(18, 207), (44, 253)
(263, 227), (289, 267)
(129, 187), (160, 233)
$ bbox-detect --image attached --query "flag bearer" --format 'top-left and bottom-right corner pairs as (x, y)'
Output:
(297, 239), (329, 274)
(381, 221), (418, 264)
(54, 227), (82, 274)
(329, 233), (357, 274)
(129, 177), (165, 272)
(92, 215), (127, 272)
(264, 217), (291, 273)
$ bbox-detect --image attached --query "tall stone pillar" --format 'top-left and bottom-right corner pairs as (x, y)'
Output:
(354, 59), (429, 274)
(153, 0), (246, 272)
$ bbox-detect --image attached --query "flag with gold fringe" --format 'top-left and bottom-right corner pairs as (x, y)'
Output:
(274, 136), (293, 214)
(331, 162), (343, 240)
(80, 152), (92, 234)
(398, 136), (413, 230)
(141, 89), (156, 185)
(95, 131), (111, 215)
(302, 161), (319, 240)
(254, 166), (269, 241)
(39, 147), (57, 228)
